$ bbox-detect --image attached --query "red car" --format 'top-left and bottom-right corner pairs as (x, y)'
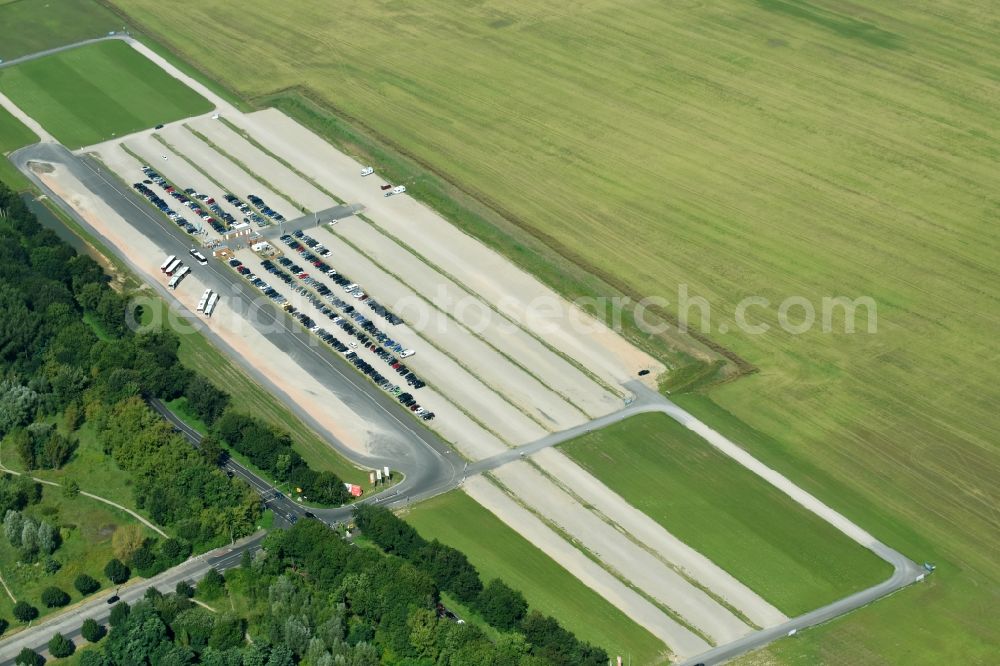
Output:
(380, 184), (392, 191)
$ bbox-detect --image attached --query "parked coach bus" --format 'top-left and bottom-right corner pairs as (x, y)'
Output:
(168, 266), (190, 289)
(160, 255), (176, 272)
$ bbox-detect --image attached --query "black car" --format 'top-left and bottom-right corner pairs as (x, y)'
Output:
(106, 595), (120, 604)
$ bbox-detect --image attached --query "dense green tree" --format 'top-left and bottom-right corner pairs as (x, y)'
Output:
(198, 568), (225, 597)
(104, 558), (130, 584)
(476, 579), (527, 631)
(12, 601), (38, 623)
(171, 607), (214, 653)
(175, 580), (195, 598)
(208, 613), (245, 651)
(81, 617), (107, 642)
(14, 647), (43, 666)
(109, 601), (130, 627)
(0, 475), (40, 514)
(184, 376), (230, 426)
(0, 617), (8, 637)
(41, 585), (71, 608)
(48, 631), (75, 658)
(75, 573), (101, 595)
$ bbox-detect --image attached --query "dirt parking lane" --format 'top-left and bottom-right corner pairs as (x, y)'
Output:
(463, 476), (710, 659)
(492, 461), (752, 644)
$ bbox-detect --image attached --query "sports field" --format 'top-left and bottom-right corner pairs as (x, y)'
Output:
(560, 413), (889, 616)
(106, 1), (1000, 660)
(404, 490), (668, 664)
(0, 40), (212, 148)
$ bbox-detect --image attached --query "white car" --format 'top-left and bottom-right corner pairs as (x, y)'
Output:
(360, 166), (374, 177)
(400, 349), (415, 358)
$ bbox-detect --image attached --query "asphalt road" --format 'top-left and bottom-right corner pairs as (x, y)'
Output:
(0, 533), (265, 665)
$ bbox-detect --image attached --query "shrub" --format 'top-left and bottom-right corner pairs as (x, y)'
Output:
(43, 557), (61, 574)
(81, 617), (106, 643)
(12, 601), (38, 623)
(108, 601), (130, 627)
(75, 573), (101, 596)
(197, 568), (225, 597)
(475, 579), (527, 630)
(41, 585), (71, 608)
(175, 580), (194, 598)
(104, 557), (130, 584)
(48, 631), (75, 658)
(14, 647), (43, 666)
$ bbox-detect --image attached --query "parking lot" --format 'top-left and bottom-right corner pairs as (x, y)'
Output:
(86, 117), (646, 454)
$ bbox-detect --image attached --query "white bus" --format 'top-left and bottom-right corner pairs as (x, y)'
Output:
(197, 288), (212, 312)
(204, 292), (219, 317)
(189, 248), (208, 265)
(168, 266), (190, 289)
(160, 255), (177, 272)
(164, 258), (182, 276)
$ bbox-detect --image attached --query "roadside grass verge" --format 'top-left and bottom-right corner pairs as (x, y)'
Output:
(560, 413), (891, 616)
(139, 297), (366, 486)
(0, 103), (39, 191)
(0, 40), (212, 148)
(404, 489), (669, 665)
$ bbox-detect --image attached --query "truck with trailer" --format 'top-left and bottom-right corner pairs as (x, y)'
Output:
(189, 248), (209, 265)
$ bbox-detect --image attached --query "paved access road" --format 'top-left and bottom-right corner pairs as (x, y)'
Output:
(0, 533), (265, 665)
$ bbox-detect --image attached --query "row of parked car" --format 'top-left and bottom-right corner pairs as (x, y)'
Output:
(278, 262), (426, 391)
(228, 257), (287, 304)
(236, 253), (434, 421)
(284, 230), (404, 326)
(247, 194), (286, 223)
(276, 235), (423, 384)
(139, 166), (232, 234)
(222, 193), (270, 228)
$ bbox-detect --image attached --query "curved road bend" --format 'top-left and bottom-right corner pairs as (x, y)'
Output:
(0, 532), (266, 665)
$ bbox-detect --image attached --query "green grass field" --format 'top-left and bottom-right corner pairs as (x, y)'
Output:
(0, 103), (38, 190)
(0, 0), (121, 61)
(0, 478), (152, 631)
(2, 420), (146, 519)
(560, 413), (889, 616)
(104, 1), (1000, 661)
(405, 490), (668, 664)
(0, 39), (211, 148)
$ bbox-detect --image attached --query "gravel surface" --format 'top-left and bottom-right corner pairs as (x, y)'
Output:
(313, 227), (588, 432)
(493, 461), (753, 644)
(226, 109), (663, 390)
(234, 246), (516, 459)
(463, 476), (710, 659)
(188, 115), (335, 212)
(326, 220), (615, 420)
(37, 162), (381, 455)
(158, 123), (298, 219)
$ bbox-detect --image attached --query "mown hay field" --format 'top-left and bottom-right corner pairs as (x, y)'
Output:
(96, 1), (1000, 661)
